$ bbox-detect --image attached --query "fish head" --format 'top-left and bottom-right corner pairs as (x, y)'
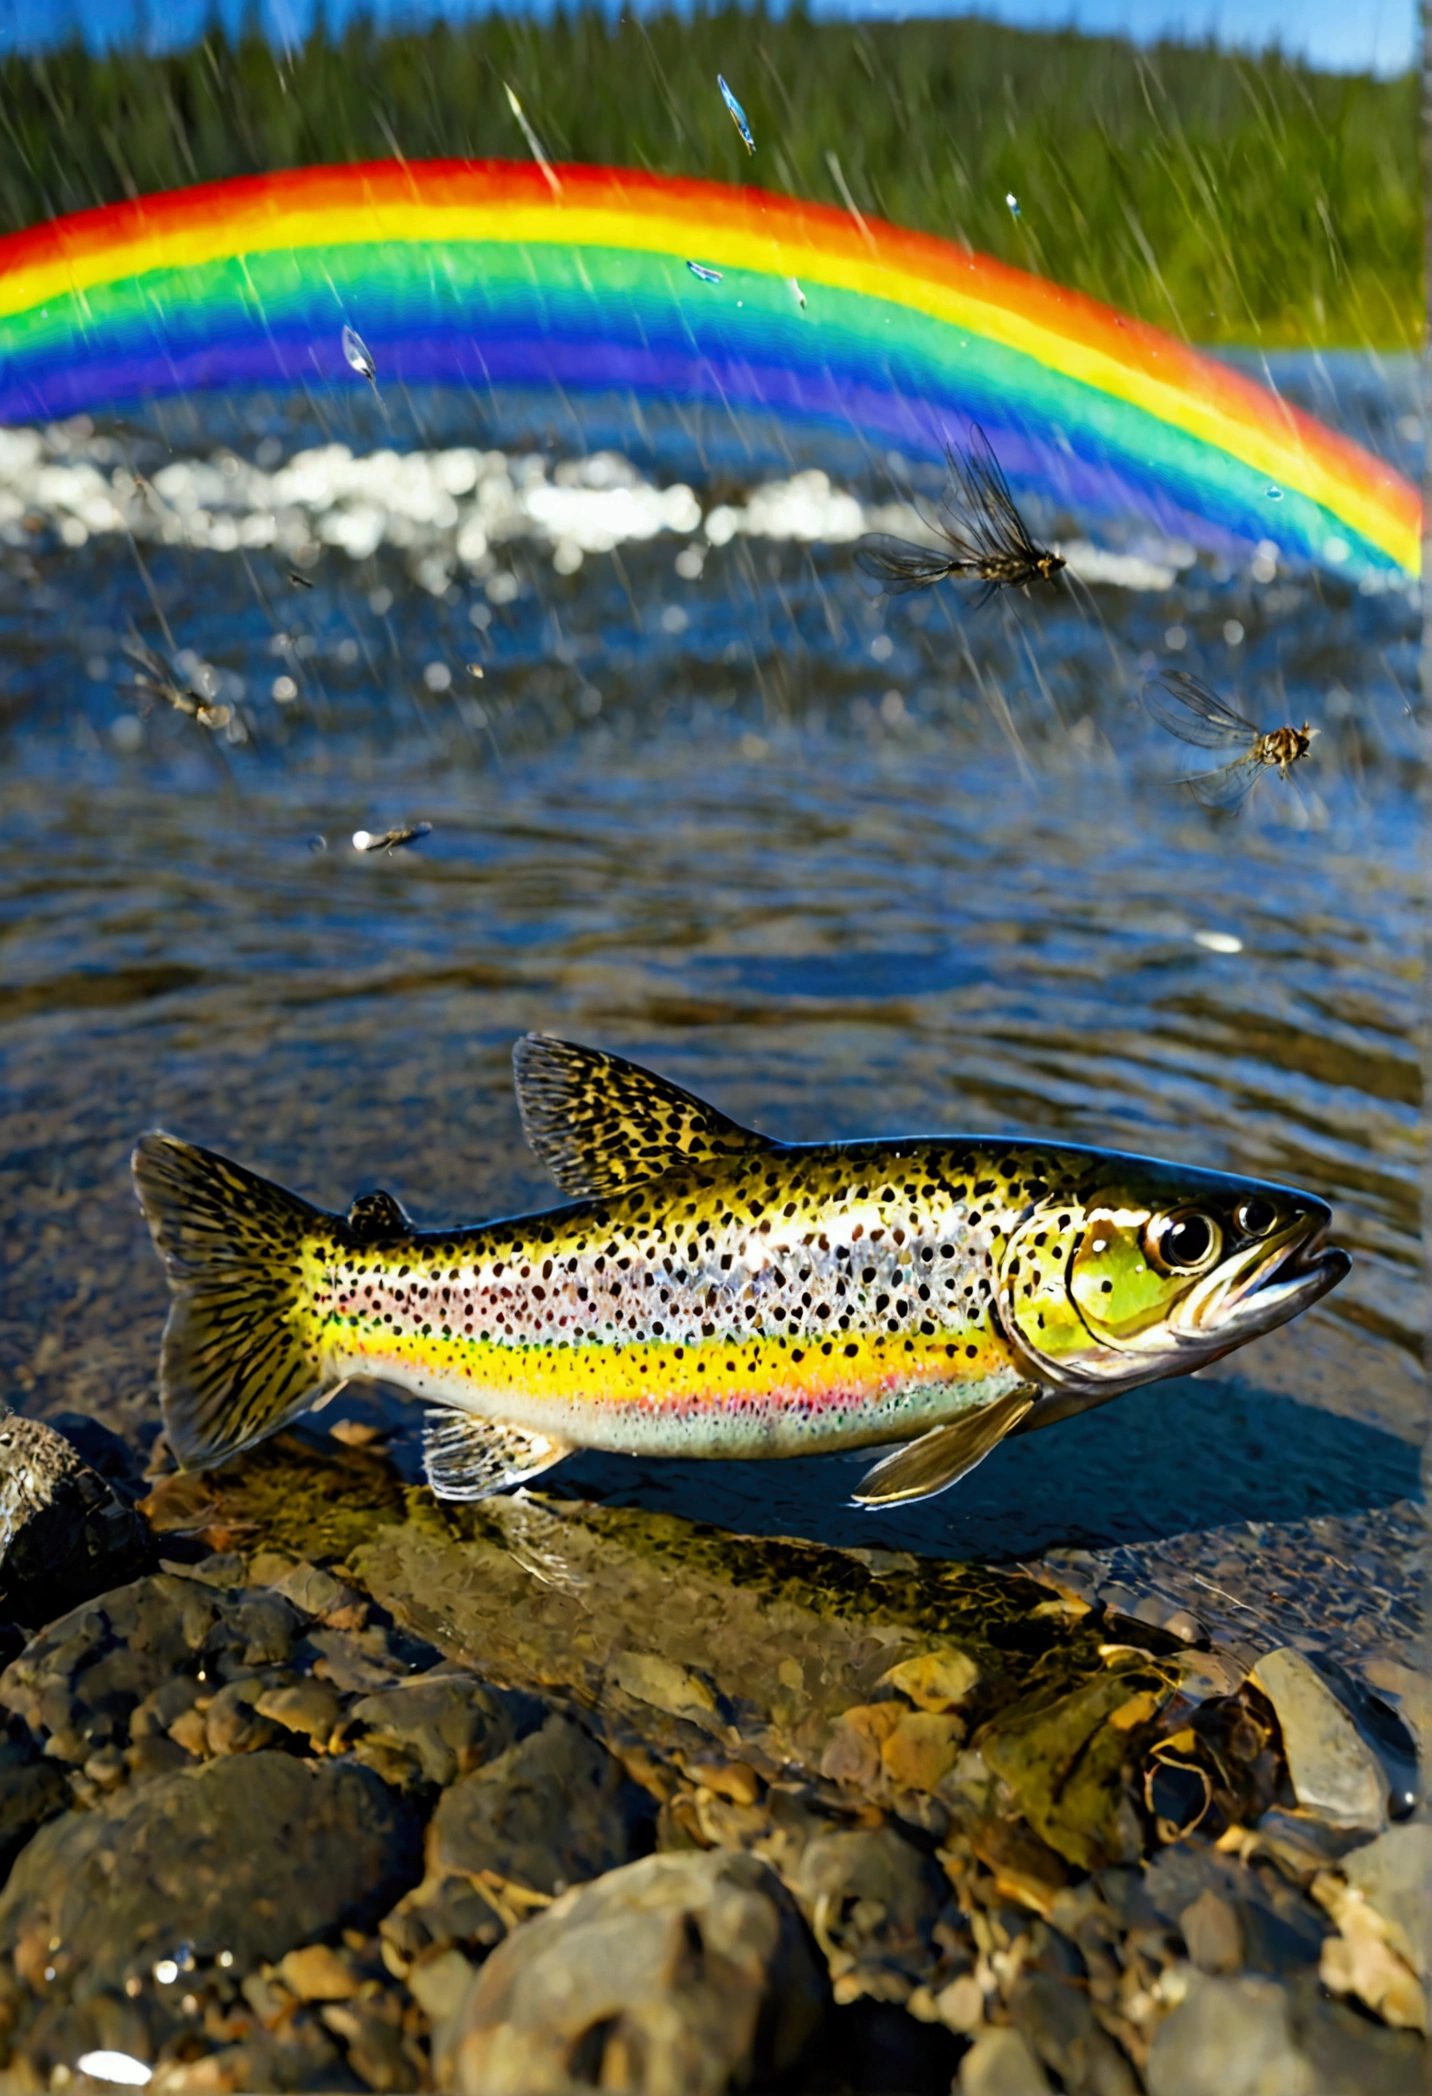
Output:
(996, 1152), (1349, 1394)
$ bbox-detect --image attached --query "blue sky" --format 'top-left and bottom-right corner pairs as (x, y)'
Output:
(0, 0), (1415, 74)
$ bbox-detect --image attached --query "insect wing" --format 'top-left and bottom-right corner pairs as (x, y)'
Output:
(854, 534), (956, 595)
(1144, 671), (1260, 751)
(945, 425), (1042, 569)
(1182, 755), (1265, 813)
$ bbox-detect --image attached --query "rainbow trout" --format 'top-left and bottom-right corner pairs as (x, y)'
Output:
(133, 1034), (1348, 1508)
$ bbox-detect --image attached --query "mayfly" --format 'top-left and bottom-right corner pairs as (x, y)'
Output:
(122, 636), (231, 732)
(717, 75), (756, 154)
(1142, 671), (1315, 813)
(855, 426), (1065, 606)
(352, 822), (432, 855)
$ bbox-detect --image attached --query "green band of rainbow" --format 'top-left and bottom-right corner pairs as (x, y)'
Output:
(0, 159), (1416, 576)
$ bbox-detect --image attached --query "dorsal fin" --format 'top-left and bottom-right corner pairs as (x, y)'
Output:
(512, 1034), (775, 1199)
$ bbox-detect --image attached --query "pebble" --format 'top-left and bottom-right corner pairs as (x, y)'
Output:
(434, 1848), (828, 2095)
(203, 1682), (279, 1757)
(1313, 1822), (1431, 2032)
(345, 1671), (516, 1789)
(1010, 1968), (1140, 2094)
(1251, 1648), (1388, 1831)
(1145, 1972), (1307, 2096)
(1340, 1823), (1432, 1980)
(430, 1713), (651, 1897)
(1178, 1888), (1243, 1973)
(405, 1946), (477, 2022)
(959, 2025), (1053, 2095)
(253, 1678), (343, 1750)
(0, 1413), (149, 1629)
(275, 1941), (361, 2001)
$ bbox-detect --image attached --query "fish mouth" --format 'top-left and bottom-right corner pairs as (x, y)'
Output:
(1177, 1212), (1350, 1346)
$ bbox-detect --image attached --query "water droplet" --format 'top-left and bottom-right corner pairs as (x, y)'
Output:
(341, 325), (376, 387)
(76, 2055), (152, 2088)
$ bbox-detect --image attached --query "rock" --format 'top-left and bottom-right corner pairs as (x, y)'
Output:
(1178, 1889), (1243, 1973)
(1312, 1824), (1431, 2032)
(1145, 1973), (1313, 2096)
(1143, 1846), (1326, 1979)
(268, 1561), (347, 1616)
(1340, 1823), (1431, 1979)
(342, 1490), (1134, 1804)
(976, 1660), (1170, 1870)
(149, 2019), (347, 2093)
(880, 1709), (966, 1792)
(0, 1572), (303, 1769)
(406, 1946), (477, 2023)
(959, 2026), (1054, 2095)
(430, 1713), (650, 1898)
(434, 1848), (828, 2096)
(319, 1993), (425, 2091)
(345, 1671), (517, 1789)
(1250, 1648), (1387, 1831)
(380, 1869), (507, 1972)
(254, 1679), (344, 1751)
(0, 1414), (149, 1629)
(1283, 1971), (1428, 2095)
(0, 1751), (421, 1995)
(304, 1627), (414, 1694)
(204, 1682), (280, 1757)
(879, 1649), (981, 1710)
(968, 1818), (1071, 1919)
(791, 1825), (945, 2000)
(1010, 1970), (1140, 2095)
(275, 1942), (361, 2002)
(0, 1726), (67, 1880)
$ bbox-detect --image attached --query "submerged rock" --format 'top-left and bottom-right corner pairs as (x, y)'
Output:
(434, 1847), (828, 2096)
(0, 1751), (422, 1995)
(1250, 1649), (1386, 1832)
(0, 1413), (149, 1630)
(344, 1670), (519, 1789)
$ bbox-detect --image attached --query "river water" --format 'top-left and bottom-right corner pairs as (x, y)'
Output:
(0, 353), (1422, 1688)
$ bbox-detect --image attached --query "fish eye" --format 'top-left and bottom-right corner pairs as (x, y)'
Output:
(1235, 1195), (1279, 1239)
(1148, 1209), (1221, 1273)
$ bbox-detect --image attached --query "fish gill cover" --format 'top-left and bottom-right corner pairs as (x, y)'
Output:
(0, 159), (1416, 581)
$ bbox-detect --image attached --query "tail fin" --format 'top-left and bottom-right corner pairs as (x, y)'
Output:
(132, 1133), (329, 1470)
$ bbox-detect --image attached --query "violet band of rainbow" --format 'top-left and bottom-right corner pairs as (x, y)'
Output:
(0, 159), (1416, 577)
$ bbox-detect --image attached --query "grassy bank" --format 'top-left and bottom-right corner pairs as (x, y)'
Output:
(0, 8), (1418, 348)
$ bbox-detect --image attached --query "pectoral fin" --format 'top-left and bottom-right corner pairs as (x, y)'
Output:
(513, 1033), (777, 1199)
(422, 1410), (571, 1502)
(852, 1386), (1036, 1507)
